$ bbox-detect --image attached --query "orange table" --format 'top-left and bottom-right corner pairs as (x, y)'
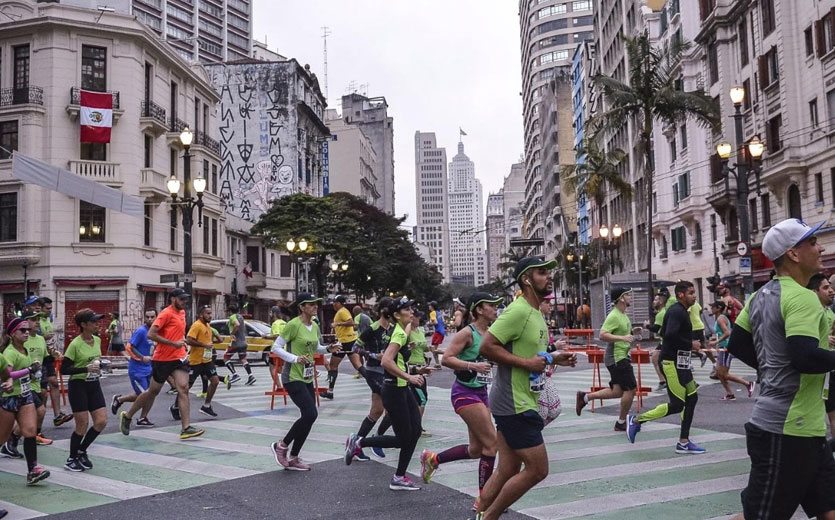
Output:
(564, 329), (594, 350)
(630, 347), (654, 412)
(265, 352), (329, 409)
(54, 358), (68, 405)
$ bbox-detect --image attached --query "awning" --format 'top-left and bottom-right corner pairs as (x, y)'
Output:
(137, 284), (169, 293)
(194, 288), (221, 296)
(54, 277), (128, 287)
(0, 280), (40, 292)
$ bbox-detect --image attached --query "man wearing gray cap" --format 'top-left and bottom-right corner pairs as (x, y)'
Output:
(728, 218), (835, 520)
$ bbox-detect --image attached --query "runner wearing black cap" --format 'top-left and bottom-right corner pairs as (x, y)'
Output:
(270, 293), (340, 471)
(473, 257), (577, 520)
(645, 288), (670, 390)
(576, 287), (638, 431)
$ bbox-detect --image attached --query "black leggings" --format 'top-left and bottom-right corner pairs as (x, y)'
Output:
(283, 381), (318, 457)
(360, 385), (422, 476)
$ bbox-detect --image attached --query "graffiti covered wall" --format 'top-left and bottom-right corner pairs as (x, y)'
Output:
(206, 62), (298, 223)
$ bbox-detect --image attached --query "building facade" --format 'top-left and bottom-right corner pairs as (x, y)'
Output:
(0, 0), (228, 345)
(518, 0), (595, 254)
(485, 191), (505, 282)
(414, 131), (450, 282)
(571, 40), (595, 244)
(503, 161), (527, 248)
(324, 109), (380, 207)
(447, 140), (486, 287)
(340, 93), (395, 214)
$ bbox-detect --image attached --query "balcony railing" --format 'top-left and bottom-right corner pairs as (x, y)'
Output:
(69, 160), (122, 185)
(140, 167), (169, 198)
(0, 86), (44, 106)
(194, 130), (220, 155)
(169, 117), (187, 133)
(140, 100), (167, 127)
(70, 87), (120, 110)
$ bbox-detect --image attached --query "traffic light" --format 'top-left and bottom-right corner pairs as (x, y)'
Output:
(706, 274), (721, 294)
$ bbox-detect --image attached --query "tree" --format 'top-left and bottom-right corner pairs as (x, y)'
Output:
(587, 33), (719, 309)
(560, 138), (632, 211)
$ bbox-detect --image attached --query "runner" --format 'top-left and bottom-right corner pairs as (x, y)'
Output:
(626, 281), (705, 454)
(576, 287), (638, 432)
(323, 295), (360, 400)
(428, 301), (445, 368)
(644, 288), (670, 390)
(118, 288), (204, 440)
(106, 312), (125, 357)
(60, 309), (108, 472)
(727, 219), (835, 520)
(344, 296), (431, 490)
(352, 305), (372, 380)
(343, 297), (394, 462)
(474, 257), (577, 520)
(35, 297), (72, 427)
(0, 317), (50, 485)
(270, 306), (287, 337)
(269, 293), (340, 471)
(717, 283), (742, 323)
(222, 304), (254, 388)
(111, 309), (155, 425)
(408, 311), (431, 435)
(420, 292), (503, 510)
(452, 298), (465, 331)
(180, 305), (220, 418)
(689, 299), (714, 373)
(706, 301), (753, 401)
(806, 273), (835, 451)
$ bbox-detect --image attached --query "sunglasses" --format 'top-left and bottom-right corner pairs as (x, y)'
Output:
(16, 327), (31, 333)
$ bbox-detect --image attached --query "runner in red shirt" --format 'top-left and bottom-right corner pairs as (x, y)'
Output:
(117, 289), (204, 440)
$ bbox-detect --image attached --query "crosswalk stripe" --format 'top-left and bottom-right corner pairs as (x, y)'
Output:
(0, 458), (162, 500)
(0, 499), (45, 519)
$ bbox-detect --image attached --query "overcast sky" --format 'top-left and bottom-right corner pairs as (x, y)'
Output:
(253, 1), (524, 227)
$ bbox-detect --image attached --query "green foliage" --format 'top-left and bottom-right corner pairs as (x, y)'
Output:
(561, 140), (631, 209)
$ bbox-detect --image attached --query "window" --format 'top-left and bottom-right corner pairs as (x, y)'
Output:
(169, 209), (178, 250)
(671, 227), (687, 252)
(246, 246), (260, 272)
(816, 172), (824, 204)
(144, 134), (152, 168)
(79, 201), (105, 243)
(698, 0), (716, 21)
(12, 45), (29, 103)
(805, 26), (815, 57)
(762, 193), (771, 227)
(0, 121), (18, 159)
(817, 11), (835, 56)
(211, 164), (218, 194)
(758, 46), (779, 88)
(211, 218), (218, 256)
(810, 98), (820, 128)
(572, 0), (591, 10)
(538, 4), (566, 18)
(170, 148), (177, 177)
(761, 0), (775, 36)
(677, 172), (690, 200)
(144, 62), (152, 103)
(680, 125), (688, 150)
(739, 18), (749, 66)
(831, 168), (835, 206)
(81, 45), (107, 92)
(742, 79), (752, 110)
(670, 138), (677, 162)
(693, 223), (703, 250)
(708, 42), (719, 85)
(710, 214), (717, 241)
(788, 184), (802, 219)
(170, 81), (178, 122)
(766, 114), (782, 153)
(0, 193), (17, 242)
(749, 198), (758, 231)
(143, 203), (152, 247)
(202, 216), (210, 254)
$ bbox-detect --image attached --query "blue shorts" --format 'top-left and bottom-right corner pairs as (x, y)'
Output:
(717, 350), (733, 368)
(129, 372), (152, 395)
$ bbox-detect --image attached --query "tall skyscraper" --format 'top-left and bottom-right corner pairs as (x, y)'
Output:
(485, 191), (505, 282)
(131, 0), (252, 63)
(415, 132), (450, 282)
(448, 140), (485, 287)
(518, 0), (594, 255)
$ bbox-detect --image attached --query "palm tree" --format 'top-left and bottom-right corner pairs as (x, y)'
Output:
(587, 33), (719, 309)
(561, 138), (631, 210)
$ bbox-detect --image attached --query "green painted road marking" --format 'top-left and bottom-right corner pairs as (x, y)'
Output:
(573, 490), (744, 520)
(0, 470), (115, 514)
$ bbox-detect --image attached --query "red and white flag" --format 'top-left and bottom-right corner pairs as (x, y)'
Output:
(80, 90), (113, 143)
(242, 262), (253, 278)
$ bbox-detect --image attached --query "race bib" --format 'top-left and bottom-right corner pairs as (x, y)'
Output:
(823, 372), (831, 401)
(19, 375), (31, 396)
(476, 367), (494, 385)
(86, 371), (100, 382)
(530, 372), (546, 393)
(202, 347), (213, 361)
(676, 350), (692, 370)
(303, 364), (314, 379)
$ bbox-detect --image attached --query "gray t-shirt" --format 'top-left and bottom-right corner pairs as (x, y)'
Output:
(356, 313), (372, 337)
(229, 313), (247, 348)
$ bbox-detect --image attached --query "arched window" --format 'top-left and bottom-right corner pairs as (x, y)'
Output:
(787, 184), (802, 219)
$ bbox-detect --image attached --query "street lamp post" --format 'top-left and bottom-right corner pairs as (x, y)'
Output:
(716, 86), (765, 297)
(286, 238), (310, 297)
(167, 126), (205, 323)
(599, 224), (622, 276)
(330, 261), (348, 294)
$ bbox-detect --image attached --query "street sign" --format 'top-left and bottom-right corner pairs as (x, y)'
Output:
(739, 256), (752, 275)
(737, 242), (748, 256)
(159, 273), (196, 283)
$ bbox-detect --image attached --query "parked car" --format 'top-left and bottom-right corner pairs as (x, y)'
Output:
(210, 319), (276, 365)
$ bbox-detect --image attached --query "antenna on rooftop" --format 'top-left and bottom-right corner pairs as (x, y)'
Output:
(322, 26), (331, 101)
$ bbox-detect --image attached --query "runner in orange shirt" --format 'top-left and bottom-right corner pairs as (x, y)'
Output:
(118, 289), (204, 440)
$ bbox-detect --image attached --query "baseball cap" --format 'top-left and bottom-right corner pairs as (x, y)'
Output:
(513, 256), (558, 283)
(762, 218), (824, 261)
(611, 287), (632, 302)
(24, 295), (40, 306)
(467, 292), (503, 311)
(709, 300), (726, 310)
(21, 312), (39, 321)
(74, 308), (104, 326)
(389, 296), (415, 313)
(295, 293), (323, 306)
(169, 288), (190, 299)
(657, 287), (670, 298)
(334, 294), (347, 304)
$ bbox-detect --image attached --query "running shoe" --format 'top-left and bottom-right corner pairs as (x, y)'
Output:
(166, 388), (177, 395)
(197, 392), (208, 399)
(111, 394), (122, 415)
(64, 457), (85, 472)
(626, 414), (641, 444)
(229, 373), (242, 385)
(170, 404), (181, 421)
(699, 352), (708, 368)
(421, 429), (432, 437)
(136, 417), (154, 426)
(119, 411), (131, 435)
(77, 451), (93, 470)
(245, 375), (257, 386)
(353, 372), (361, 379)
(1, 507), (8, 519)
(179, 426), (205, 440)
(1, 442), (22, 459)
(371, 446), (386, 458)
(320, 391), (334, 400)
(53, 413), (73, 427)
(200, 405), (218, 417)
(469, 513), (485, 520)
(472, 496), (480, 512)
(26, 465), (50, 485)
(708, 369), (719, 380)
(655, 381), (667, 391)
(389, 475), (420, 491)
(354, 450), (371, 462)
(35, 433), (53, 446)
(344, 433), (361, 466)
(613, 421), (627, 432)
(224, 375), (232, 390)
(286, 457), (311, 471)
(420, 449), (438, 483)
(675, 440), (706, 454)
(575, 391), (587, 416)
(271, 441), (290, 467)
(720, 394), (736, 401)
(748, 381), (756, 398)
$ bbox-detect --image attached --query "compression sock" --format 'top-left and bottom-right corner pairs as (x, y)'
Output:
(23, 437), (36, 472)
(79, 427), (101, 451)
(70, 432), (83, 458)
(327, 370), (338, 391)
(225, 361), (237, 374)
(478, 455), (496, 491)
(243, 363), (252, 375)
(437, 444), (471, 464)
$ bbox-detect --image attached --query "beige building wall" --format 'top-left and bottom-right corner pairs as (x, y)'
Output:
(324, 110), (380, 207)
